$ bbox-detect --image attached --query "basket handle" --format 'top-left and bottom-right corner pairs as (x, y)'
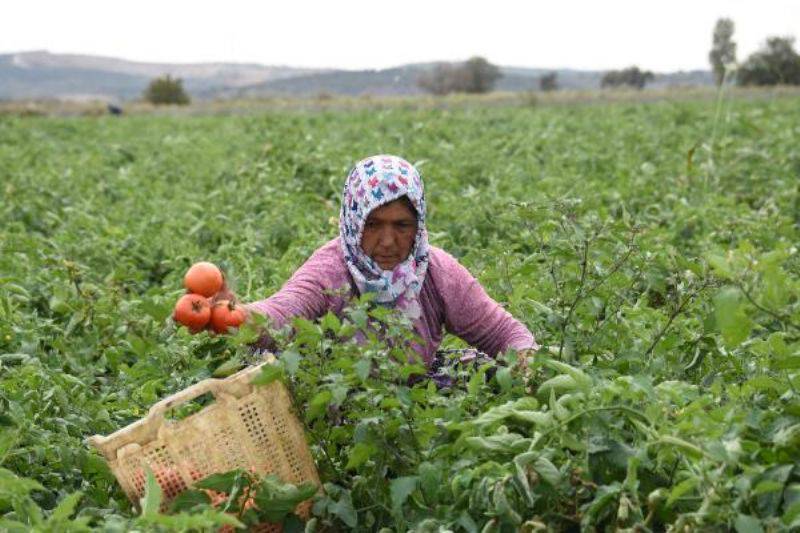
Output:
(148, 378), (225, 419)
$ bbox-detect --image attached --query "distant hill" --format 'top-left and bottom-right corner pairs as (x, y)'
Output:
(236, 65), (712, 97)
(0, 50), (713, 102)
(0, 51), (329, 101)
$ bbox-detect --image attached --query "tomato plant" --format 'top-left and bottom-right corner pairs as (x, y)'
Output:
(1, 93), (799, 531)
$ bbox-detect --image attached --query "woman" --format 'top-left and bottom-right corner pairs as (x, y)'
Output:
(221, 154), (538, 369)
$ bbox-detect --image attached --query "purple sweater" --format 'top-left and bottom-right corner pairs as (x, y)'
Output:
(245, 238), (538, 364)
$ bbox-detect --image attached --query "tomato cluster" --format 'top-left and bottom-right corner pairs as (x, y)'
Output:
(172, 262), (247, 334)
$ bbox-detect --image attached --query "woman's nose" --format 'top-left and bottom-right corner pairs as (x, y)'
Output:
(378, 227), (395, 247)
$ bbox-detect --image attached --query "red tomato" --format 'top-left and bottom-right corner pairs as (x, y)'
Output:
(173, 293), (211, 332)
(184, 262), (223, 298)
(209, 300), (248, 334)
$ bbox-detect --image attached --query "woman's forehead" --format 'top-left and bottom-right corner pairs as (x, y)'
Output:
(366, 198), (417, 221)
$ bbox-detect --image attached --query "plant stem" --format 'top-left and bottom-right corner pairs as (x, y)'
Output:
(736, 281), (800, 333)
(558, 238), (590, 360)
(644, 279), (713, 359)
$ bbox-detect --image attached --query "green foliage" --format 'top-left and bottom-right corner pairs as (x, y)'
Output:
(417, 56), (502, 95)
(1, 95), (800, 530)
(738, 37), (800, 86)
(601, 66), (655, 89)
(143, 75), (191, 105)
(539, 72), (558, 92)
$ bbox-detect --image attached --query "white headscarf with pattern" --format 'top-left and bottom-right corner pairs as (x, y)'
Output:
(339, 155), (429, 320)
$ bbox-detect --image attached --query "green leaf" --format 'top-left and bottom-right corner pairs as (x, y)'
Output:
(140, 467), (163, 517)
(139, 509), (243, 530)
(283, 514), (305, 533)
(466, 433), (529, 454)
(772, 356), (800, 370)
(734, 514), (764, 533)
(468, 366), (488, 396)
(753, 480), (784, 495)
(345, 442), (375, 470)
(251, 363), (284, 386)
(47, 491), (82, 523)
(0, 468), (44, 497)
(329, 491), (357, 527)
(252, 475), (316, 523)
(537, 374), (578, 398)
(714, 287), (752, 348)
(307, 390), (332, 421)
(321, 312), (342, 334)
(457, 512), (479, 533)
(754, 464), (793, 516)
(281, 348), (301, 375)
(472, 398), (550, 428)
(0, 429), (19, 464)
(418, 462), (442, 502)
(533, 456), (562, 486)
(707, 253), (733, 279)
(581, 483), (621, 528)
(666, 477), (698, 508)
(389, 476), (418, 512)
(195, 470), (243, 494)
(212, 357), (241, 378)
(353, 358), (371, 381)
(543, 359), (592, 392)
(169, 489), (211, 513)
(496, 367), (513, 392)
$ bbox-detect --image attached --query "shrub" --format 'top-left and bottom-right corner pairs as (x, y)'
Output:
(417, 56), (502, 95)
(600, 66), (654, 90)
(144, 75), (191, 105)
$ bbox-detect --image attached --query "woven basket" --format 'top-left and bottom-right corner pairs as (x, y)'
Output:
(88, 356), (320, 530)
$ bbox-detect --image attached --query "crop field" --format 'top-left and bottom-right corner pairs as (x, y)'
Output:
(1, 94), (800, 531)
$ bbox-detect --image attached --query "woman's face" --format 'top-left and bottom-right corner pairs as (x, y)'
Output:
(360, 198), (418, 271)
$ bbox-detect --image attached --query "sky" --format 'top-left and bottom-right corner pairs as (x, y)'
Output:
(2, 0), (799, 72)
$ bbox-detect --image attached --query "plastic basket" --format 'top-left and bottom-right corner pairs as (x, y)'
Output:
(88, 356), (320, 529)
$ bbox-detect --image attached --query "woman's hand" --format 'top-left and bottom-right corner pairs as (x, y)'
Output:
(514, 348), (538, 391)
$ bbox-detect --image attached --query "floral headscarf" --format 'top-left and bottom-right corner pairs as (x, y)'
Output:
(340, 154), (429, 321)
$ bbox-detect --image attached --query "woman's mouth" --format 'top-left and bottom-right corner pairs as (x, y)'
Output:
(375, 255), (397, 266)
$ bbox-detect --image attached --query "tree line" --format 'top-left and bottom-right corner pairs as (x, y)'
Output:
(141, 20), (800, 105)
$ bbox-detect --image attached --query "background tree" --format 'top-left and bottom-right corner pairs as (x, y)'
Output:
(738, 36), (800, 86)
(417, 63), (459, 96)
(143, 75), (191, 105)
(600, 66), (654, 90)
(709, 18), (737, 86)
(460, 56), (502, 93)
(539, 72), (559, 91)
(417, 57), (502, 95)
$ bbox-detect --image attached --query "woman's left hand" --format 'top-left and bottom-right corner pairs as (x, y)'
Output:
(516, 348), (536, 377)
(514, 348), (538, 390)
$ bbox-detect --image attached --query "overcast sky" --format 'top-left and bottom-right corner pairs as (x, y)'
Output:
(2, 0), (799, 71)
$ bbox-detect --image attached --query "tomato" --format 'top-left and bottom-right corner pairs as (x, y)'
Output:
(209, 300), (248, 334)
(184, 261), (223, 298)
(173, 293), (211, 332)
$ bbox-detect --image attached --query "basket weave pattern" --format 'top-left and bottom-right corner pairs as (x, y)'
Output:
(89, 358), (319, 530)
